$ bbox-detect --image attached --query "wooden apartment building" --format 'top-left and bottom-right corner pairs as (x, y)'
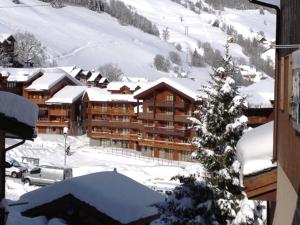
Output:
(134, 78), (198, 161)
(84, 82), (143, 149)
(23, 68), (83, 135)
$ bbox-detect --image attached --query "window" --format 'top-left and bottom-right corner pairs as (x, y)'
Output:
(166, 121), (173, 128)
(292, 50), (300, 131)
(166, 95), (174, 102)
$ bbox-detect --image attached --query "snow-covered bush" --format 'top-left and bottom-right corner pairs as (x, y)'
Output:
(169, 51), (182, 65)
(153, 54), (171, 72)
(98, 63), (123, 81)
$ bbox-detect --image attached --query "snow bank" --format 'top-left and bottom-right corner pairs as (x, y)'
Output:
(46, 86), (87, 104)
(18, 171), (164, 224)
(239, 77), (274, 108)
(237, 121), (276, 175)
(0, 91), (38, 127)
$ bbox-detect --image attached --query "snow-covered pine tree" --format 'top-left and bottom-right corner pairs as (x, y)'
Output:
(155, 43), (264, 225)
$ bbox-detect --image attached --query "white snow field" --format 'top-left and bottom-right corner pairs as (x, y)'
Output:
(5, 134), (202, 201)
(0, 0), (275, 79)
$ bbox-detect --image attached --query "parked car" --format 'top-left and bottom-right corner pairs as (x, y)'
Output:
(6, 158), (28, 178)
(22, 165), (73, 186)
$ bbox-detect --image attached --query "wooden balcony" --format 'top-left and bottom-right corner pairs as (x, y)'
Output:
(138, 113), (154, 120)
(155, 113), (173, 121)
(147, 100), (185, 108)
(89, 107), (136, 116)
(37, 120), (69, 127)
(90, 131), (111, 139)
(89, 108), (109, 115)
(110, 109), (135, 116)
(111, 133), (139, 141)
(28, 98), (46, 105)
(139, 139), (193, 151)
(174, 115), (192, 123)
(91, 120), (143, 130)
(144, 126), (191, 137)
(48, 109), (70, 116)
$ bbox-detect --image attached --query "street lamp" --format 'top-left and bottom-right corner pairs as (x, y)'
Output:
(63, 127), (68, 168)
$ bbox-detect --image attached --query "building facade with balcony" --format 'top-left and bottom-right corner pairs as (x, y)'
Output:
(134, 78), (200, 161)
(83, 85), (142, 150)
(23, 68), (83, 134)
(45, 85), (87, 135)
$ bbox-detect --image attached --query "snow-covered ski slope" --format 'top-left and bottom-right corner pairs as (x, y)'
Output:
(0, 0), (275, 79)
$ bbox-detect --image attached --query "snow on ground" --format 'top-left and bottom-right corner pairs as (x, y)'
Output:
(5, 134), (202, 201)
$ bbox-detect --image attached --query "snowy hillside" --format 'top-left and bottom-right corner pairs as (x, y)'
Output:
(0, 0), (275, 80)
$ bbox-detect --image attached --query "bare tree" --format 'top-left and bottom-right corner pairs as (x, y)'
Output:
(162, 27), (170, 41)
(98, 63), (123, 81)
(14, 32), (46, 67)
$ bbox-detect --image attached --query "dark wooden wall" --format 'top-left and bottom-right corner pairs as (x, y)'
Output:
(279, 0), (300, 57)
(276, 0), (300, 193)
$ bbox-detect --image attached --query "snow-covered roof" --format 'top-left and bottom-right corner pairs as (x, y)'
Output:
(46, 86), (87, 104)
(99, 77), (108, 84)
(107, 81), (145, 91)
(19, 171), (164, 224)
(0, 33), (13, 43)
(134, 77), (202, 100)
(0, 68), (41, 82)
(239, 77), (274, 108)
(85, 87), (136, 102)
(26, 68), (82, 91)
(0, 91), (38, 127)
(87, 72), (101, 82)
(59, 66), (82, 78)
(237, 121), (276, 176)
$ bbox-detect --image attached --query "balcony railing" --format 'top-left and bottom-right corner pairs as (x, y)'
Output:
(89, 108), (136, 116)
(139, 139), (193, 151)
(111, 133), (138, 141)
(91, 120), (143, 130)
(144, 126), (191, 137)
(28, 98), (45, 105)
(37, 120), (69, 127)
(138, 113), (154, 120)
(146, 100), (185, 108)
(48, 109), (70, 116)
(90, 131), (111, 139)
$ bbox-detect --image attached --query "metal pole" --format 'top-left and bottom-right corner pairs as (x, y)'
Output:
(64, 134), (66, 168)
(0, 130), (6, 225)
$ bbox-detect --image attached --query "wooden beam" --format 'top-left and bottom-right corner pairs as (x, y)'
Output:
(0, 130), (6, 225)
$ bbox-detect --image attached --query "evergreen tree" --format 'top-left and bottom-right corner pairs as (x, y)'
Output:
(156, 43), (264, 225)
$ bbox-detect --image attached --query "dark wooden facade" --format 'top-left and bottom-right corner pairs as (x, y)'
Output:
(0, 35), (15, 66)
(0, 70), (43, 96)
(135, 83), (196, 161)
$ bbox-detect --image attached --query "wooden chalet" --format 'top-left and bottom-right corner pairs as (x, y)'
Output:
(87, 71), (107, 88)
(134, 78), (199, 161)
(0, 68), (43, 96)
(0, 33), (15, 66)
(23, 68), (83, 134)
(84, 82), (143, 149)
(45, 86), (87, 135)
(18, 171), (164, 225)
